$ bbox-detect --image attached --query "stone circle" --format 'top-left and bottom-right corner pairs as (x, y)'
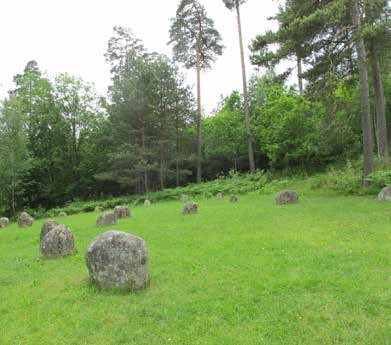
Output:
(0, 217), (9, 228)
(114, 205), (130, 219)
(40, 219), (60, 240)
(378, 186), (391, 201)
(40, 224), (75, 258)
(86, 230), (149, 291)
(18, 212), (34, 228)
(96, 212), (117, 227)
(276, 190), (299, 205)
(183, 202), (198, 215)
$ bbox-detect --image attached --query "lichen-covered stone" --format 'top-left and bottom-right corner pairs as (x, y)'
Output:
(40, 224), (75, 258)
(18, 212), (34, 228)
(95, 206), (104, 212)
(229, 195), (238, 203)
(378, 186), (391, 201)
(96, 212), (117, 227)
(216, 193), (224, 200)
(114, 206), (130, 219)
(86, 230), (149, 291)
(276, 190), (299, 205)
(144, 200), (151, 206)
(180, 194), (189, 202)
(58, 212), (67, 217)
(0, 217), (9, 228)
(40, 220), (60, 240)
(183, 202), (198, 215)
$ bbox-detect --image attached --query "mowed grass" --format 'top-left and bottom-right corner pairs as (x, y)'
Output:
(0, 194), (390, 345)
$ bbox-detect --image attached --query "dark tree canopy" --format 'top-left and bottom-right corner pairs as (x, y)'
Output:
(222, 0), (248, 10)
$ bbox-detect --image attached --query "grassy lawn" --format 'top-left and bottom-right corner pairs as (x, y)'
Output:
(0, 193), (390, 345)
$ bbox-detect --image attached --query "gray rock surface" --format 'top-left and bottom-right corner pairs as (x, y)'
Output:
(180, 195), (189, 202)
(229, 195), (238, 203)
(216, 193), (224, 200)
(95, 206), (104, 212)
(58, 212), (67, 217)
(86, 230), (149, 291)
(114, 206), (130, 219)
(40, 224), (75, 258)
(378, 186), (391, 201)
(183, 202), (198, 215)
(96, 212), (117, 227)
(144, 200), (151, 206)
(0, 217), (9, 228)
(276, 190), (299, 205)
(18, 212), (34, 228)
(40, 220), (60, 240)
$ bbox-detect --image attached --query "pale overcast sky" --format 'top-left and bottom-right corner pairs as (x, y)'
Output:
(0, 0), (287, 114)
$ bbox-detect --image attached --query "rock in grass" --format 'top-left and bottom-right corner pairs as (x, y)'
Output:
(95, 206), (104, 212)
(276, 190), (299, 205)
(182, 202), (198, 215)
(378, 186), (391, 201)
(216, 193), (224, 200)
(144, 200), (151, 206)
(0, 217), (9, 228)
(180, 194), (189, 202)
(58, 212), (67, 217)
(114, 205), (130, 219)
(40, 220), (60, 240)
(96, 212), (117, 227)
(86, 230), (149, 291)
(229, 195), (238, 203)
(18, 212), (34, 228)
(40, 224), (75, 258)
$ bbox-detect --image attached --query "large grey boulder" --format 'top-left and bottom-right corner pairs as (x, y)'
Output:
(95, 206), (104, 212)
(180, 194), (189, 202)
(378, 186), (391, 201)
(86, 231), (149, 291)
(229, 195), (238, 203)
(183, 202), (198, 215)
(18, 212), (34, 228)
(40, 224), (75, 258)
(0, 217), (9, 228)
(144, 200), (151, 206)
(114, 206), (130, 219)
(96, 212), (117, 227)
(40, 220), (60, 240)
(276, 190), (299, 205)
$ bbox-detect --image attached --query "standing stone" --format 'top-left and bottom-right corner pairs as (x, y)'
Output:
(40, 224), (75, 258)
(183, 202), (198, 215)
(276, 190), (299, 205)
(144, 200), (151, 206)
(0, 217), (9, 228)
(216, 193), (224, 200)
(86, 231), (149, 291)
(18, 212), (34, 228)
(40, 220), (60, 240)
(378, 186), (391, 201)
(96, 212), (117, 227)
(58, 212), (67, 217)
(114, 206), (130, 219)
(180, 194), (189, 202)
(229, 195), (238, 203)
(95, 206), (104, 212)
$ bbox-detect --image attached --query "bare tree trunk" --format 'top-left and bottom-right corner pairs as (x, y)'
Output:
(351, 0), (374, 184)
(370, 44), (388, 159)
(159, 141), (165, 190)
(140, 118), (148, 194)
(297, 55), (304, 94)
(236, 2), (255, 173)
(196, 44), (203, 183)
(175, 115), (180, 187)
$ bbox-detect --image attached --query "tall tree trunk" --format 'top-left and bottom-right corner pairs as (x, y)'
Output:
(370, 44), (388, 159)
(236, 2), (255, 173)
(351, 0), (374, 184)
(175, 115), (180, 187)
(297, 55), (304, 94)
(140, 118), (148, 194)
(159, 140), (165, 190)
(196, 44), (203, 183)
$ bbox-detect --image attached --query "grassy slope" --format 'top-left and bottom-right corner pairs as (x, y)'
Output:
(0, 193), (390, 345)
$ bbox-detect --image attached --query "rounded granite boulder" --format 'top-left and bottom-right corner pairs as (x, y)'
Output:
(0, 217), (9, 229)
(18, 212), (34, 228)
(114, 206), (131, 219)
(96, 212), (117, 227)
(182, 202), (198, 215)
(378, 186), (391, 201)
(40, 224), (75, 258)
(86, 231), (149, 291)
(40, 219), (60, 240)
(276, 190), (299, 205)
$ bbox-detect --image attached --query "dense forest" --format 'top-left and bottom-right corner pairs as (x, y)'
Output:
(0, 0), (390, 216)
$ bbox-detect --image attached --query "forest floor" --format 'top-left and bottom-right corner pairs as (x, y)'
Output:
(0, 193), (390, 345)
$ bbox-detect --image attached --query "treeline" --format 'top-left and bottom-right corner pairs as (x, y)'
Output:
(0, 0), (390, 216)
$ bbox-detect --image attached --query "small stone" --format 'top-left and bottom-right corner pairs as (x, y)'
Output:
(144, 200), (151, 206)
(86, 230), (149, 291)
(58, 212), (67, 217)
(18, 212), (34, 228)
(95, 206), (104, 212)
(114, 205), (130, 219)
(378, 186), (391, 201)
(180, 195), (189, 202)
(276, 190), (299, 205)
(40, 224), (75, 258)
(40, 219), (60, 240)
(229, 195), (238, 203)
(183, 202), (198, 215)
(216, 193), (224, 200)
(96, 212), (117, 227)
(0, 217), (9, 228)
